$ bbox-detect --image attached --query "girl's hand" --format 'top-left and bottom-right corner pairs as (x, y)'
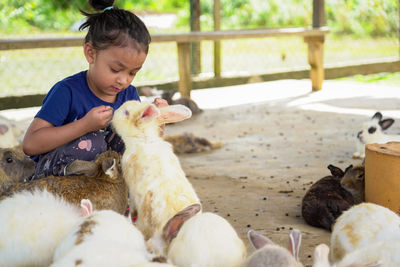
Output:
(83, 105), (113, 132)
(153, 97), (168, 108)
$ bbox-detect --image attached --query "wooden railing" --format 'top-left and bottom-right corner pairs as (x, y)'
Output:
(0, 26), (329, 98)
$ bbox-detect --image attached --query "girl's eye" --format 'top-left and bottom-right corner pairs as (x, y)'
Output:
(110, 68), (119, 73)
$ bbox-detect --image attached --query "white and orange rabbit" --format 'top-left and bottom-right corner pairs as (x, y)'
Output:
(111, 100), (200, 242)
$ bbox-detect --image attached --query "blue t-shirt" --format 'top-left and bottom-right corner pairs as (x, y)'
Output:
(35, 70), (140, 126)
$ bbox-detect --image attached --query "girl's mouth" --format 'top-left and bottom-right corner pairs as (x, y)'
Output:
(112, 87), (121, 93)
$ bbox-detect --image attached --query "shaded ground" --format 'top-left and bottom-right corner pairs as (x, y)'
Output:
(2, 79), (400, 266)
(162, 79), (400, 266)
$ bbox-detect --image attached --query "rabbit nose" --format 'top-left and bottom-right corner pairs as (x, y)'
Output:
(357, 131), (363, 138)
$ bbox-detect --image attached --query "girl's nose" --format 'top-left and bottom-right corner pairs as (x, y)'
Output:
(117, 73), (129, 86)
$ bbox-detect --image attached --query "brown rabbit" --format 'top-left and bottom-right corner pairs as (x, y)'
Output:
(161, 90), (203, 115)
(0, 147), (35, 186)
(301, 164), (355, 231)
(0, 150), (128, 214)
(164, 132), (222, 154)
(340, 164), (365, 204)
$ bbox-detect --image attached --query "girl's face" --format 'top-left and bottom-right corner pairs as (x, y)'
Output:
(84, 43), (147, 103)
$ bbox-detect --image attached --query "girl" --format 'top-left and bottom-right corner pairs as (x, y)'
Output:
(22, 0), (166, 179)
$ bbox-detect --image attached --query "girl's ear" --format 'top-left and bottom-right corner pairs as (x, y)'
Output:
(84, 42), (96, 64)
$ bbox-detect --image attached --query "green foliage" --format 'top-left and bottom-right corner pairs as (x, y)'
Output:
(0, 0), (398, 36)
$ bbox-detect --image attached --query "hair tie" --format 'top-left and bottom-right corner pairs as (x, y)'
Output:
(103, 6), (114, 11)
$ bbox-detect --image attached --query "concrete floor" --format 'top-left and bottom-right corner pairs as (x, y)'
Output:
(2, 79), (400, 266)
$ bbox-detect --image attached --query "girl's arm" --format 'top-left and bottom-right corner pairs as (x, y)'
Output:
(23, 105), (113, 156)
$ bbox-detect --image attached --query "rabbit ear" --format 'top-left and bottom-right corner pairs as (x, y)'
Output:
(372, 112), (383, 121)
(157, 104), (192, 124)
(140, 104), (160, 123)
(80, 199), (93, 217)
(162, 203), (201, 244)
(247, 230), (274, 250)
(379, 118), (394, 130)
(313, 243), (330, 267)
(288, 229), (302, 260)
(344, 164), (354, 174)
(327, 164), (344, 177)
(0, 124), (9, 135)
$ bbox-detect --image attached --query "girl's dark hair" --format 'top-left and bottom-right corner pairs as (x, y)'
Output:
(79, 0), (151, 54)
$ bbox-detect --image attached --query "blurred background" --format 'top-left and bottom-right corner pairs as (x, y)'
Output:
(0, 0), (399, 98)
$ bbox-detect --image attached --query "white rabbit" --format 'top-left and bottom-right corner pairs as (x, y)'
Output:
(313, 242), (394, 267)
(243, 229), (303, 267)
(155, 209), (247, 267)
(0, 115), (23, 148)
(353, 112), (400, 159)
(52, 199), (165, 267)
(0, 189), (87, 267)
(330, 202), (400, 263)
(111, 100), (200, 241)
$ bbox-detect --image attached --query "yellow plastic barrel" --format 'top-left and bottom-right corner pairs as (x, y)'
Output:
(365, 142), (400, 215)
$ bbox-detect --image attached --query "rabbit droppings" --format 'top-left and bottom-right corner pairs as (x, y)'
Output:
(301, 165), (356, 231)
(353, 112), (400, 159)
(330, 202), (400, 263)
(0, 150), (128, 214)
(0, 190), (88, 266)
(52, 200), (168, 267)
(243, 229), (303, 267)
(0, 147), (35, 186)
(111, 100), (201, 241)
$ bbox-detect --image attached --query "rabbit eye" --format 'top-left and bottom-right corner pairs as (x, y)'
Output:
(6, 157), (13, 163)
(368, 127), (376, 134)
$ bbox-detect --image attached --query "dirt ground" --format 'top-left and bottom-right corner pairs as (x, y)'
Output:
(160, 79), (400, 266)
(2, 79), (400, 266)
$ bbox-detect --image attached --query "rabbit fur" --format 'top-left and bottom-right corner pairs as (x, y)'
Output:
(52, 200), (168, 267)
(0, 189), (88, 267)
(111, 100), (200, 241)
(0, 115), (24, 148)
(0, 146), (35, 187)
(146, 204), (246, 267)
(329, 202), (400, 263)
(164, 132), (222, 154)
(339, 164), (365, 204)
(243, 229), (303, 267)
(301, 164), (355, 231)
(313, 242), (396, 267)
(0, 150), (128, 214)
(353, 112), (400, 159)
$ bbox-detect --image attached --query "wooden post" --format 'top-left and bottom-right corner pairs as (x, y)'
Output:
(306, 0), (325, 91)
(190, 0), (201, 75)
(213, 0), (221, 77)
(177, 42), (192, 97)
(305, 36), (324, 91)
(312, 0), (325, 28)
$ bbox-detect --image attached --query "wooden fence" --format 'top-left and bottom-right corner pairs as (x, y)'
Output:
(0, 26), (329, 97)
